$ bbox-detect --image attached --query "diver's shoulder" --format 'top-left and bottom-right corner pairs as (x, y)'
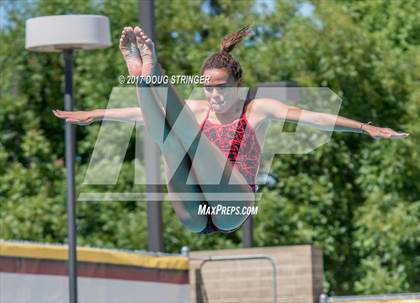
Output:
(246, 98), (270, 114)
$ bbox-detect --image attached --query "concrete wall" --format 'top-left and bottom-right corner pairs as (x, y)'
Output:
(189, 245), (323, 303)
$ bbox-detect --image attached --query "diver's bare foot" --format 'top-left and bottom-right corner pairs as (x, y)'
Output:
(134, 26), (157, 76)
(119, 27), (142, 76)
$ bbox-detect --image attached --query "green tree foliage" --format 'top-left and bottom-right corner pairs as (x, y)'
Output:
(0, 0), (418, 295)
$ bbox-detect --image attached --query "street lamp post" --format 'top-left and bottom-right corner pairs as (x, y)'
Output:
(25, 15), (111, 303)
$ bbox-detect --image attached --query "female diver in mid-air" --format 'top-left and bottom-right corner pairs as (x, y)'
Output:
(53, 25), (408, 234)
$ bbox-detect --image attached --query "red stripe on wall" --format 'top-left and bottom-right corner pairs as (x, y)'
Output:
(0, 257), (189, 284)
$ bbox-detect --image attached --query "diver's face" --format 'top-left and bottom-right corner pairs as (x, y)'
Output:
(202, 68), (239, 113)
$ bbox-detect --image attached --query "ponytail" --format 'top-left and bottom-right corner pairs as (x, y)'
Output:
(201, 25), (253, 82)
(219, 25), (252, 53)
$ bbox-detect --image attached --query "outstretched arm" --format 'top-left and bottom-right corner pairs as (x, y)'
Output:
(258, 98), (409, 139)
(52, 108), (143, 125)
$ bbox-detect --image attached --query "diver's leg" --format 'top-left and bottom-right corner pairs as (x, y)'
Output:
(121, 27), (208, 233)
(136, 80), (209, 233)
(136, 89), (208, 233)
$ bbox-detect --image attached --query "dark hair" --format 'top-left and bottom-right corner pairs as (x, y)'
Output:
(200, 25), (252, 83)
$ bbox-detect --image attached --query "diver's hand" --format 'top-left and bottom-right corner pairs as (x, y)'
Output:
(52, 109), (98, 125)
(362, 124), (409, 139)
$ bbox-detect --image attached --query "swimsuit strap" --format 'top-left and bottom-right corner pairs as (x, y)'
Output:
(199, 107), (211, 129)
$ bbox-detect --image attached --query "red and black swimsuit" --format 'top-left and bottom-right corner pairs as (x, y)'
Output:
(199, 107), (262, 192)
(198, 106), (262, 234)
